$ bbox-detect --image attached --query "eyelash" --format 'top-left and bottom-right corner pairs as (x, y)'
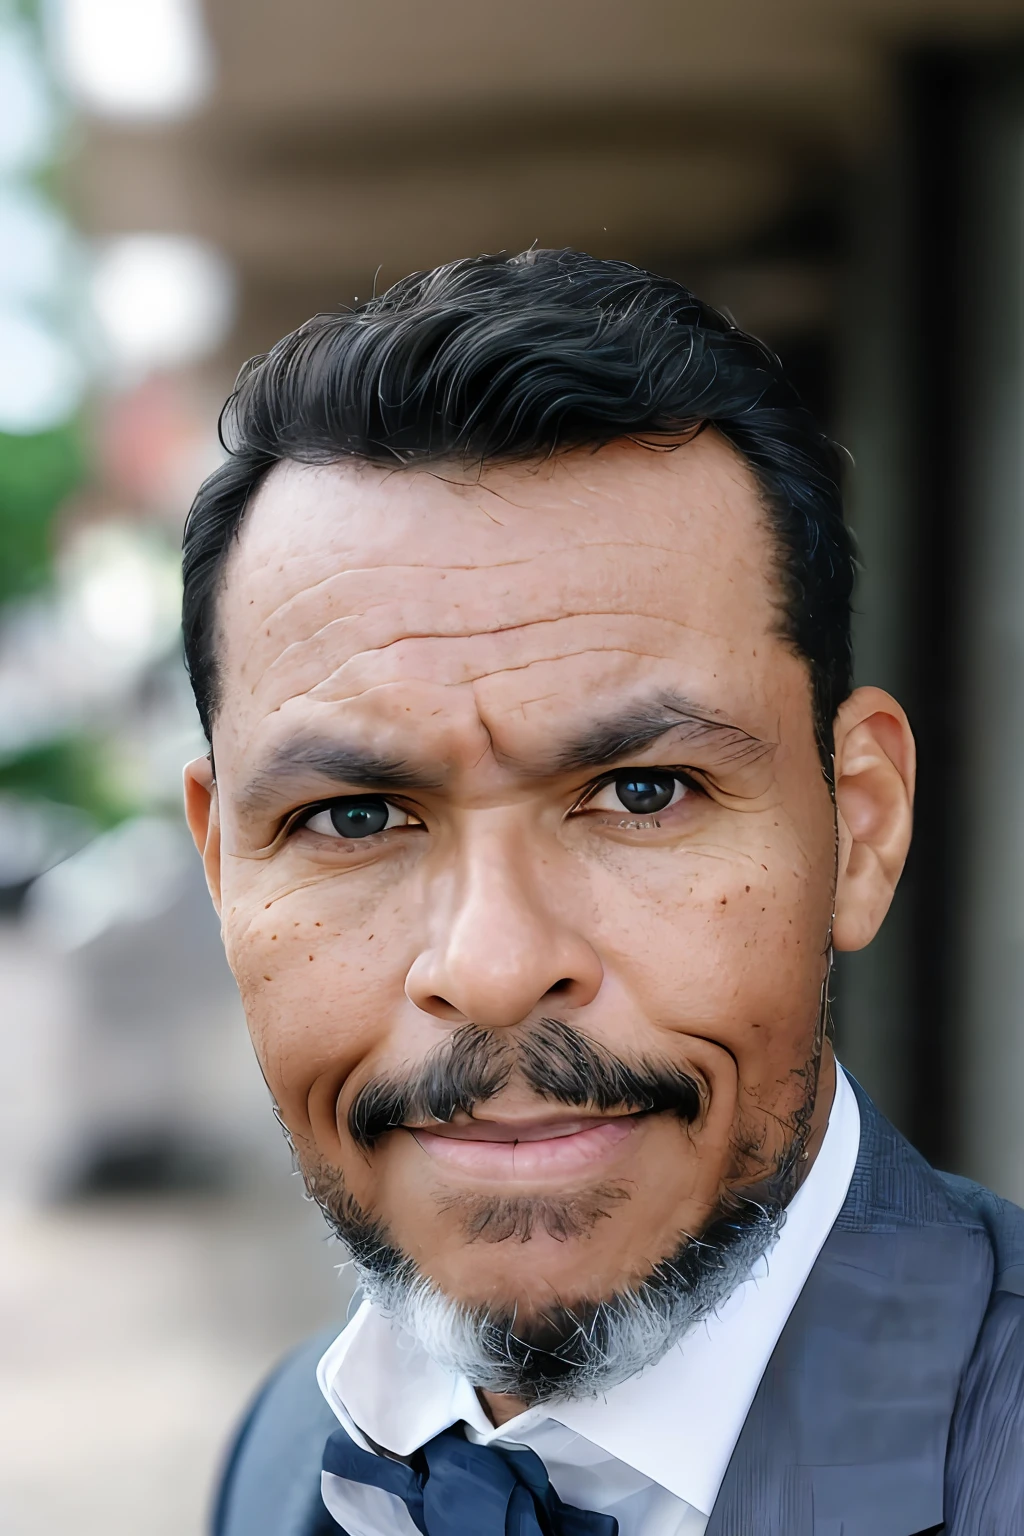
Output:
(284, 768), (705, 844)
(284, 797), (422, 842)
(571, 769), (705, 818)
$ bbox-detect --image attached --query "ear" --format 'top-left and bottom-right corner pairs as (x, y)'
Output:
(183, 755), (222, 916)
(831, 686), (915, 952)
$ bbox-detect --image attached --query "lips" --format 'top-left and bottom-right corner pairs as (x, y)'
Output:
(408, 1113), (639, 1180)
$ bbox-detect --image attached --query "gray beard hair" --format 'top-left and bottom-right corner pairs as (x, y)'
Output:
(307, 1171), (789, 1405)
(356, 1204), (785, 1402)
(292, 1009), (826, 1404)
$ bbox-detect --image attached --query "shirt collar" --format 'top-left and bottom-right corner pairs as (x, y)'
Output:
(318, 1065), (861, 1516)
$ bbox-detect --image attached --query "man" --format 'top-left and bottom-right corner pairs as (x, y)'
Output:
(182, 249), (1024, 1535)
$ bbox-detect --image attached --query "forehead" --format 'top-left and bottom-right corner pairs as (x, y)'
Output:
(215, 434), (788, 769)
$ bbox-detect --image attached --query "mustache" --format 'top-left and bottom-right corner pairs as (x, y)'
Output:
(347, 1016), (705, 1148)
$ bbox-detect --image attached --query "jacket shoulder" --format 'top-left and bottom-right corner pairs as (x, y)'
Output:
(938, 1176), (1024, 1529)
(212, 1329), (341, 1536)
(936, 1172), (1024, 1296)
(841, 1079), (1024, 1260)
(945, 1290), (1024, 1532)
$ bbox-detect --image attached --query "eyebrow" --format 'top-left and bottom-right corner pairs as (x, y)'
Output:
(235, 693), (773, 814)
(543, 692), (775, 776)
(235, 738), (443, 814)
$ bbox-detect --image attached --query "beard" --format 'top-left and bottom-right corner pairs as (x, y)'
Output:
(299, 1016), (816, 1406)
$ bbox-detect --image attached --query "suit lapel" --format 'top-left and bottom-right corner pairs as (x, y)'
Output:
(706, 1085), (994, 1536)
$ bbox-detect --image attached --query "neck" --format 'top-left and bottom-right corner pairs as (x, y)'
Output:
(480, 1386), (529, 1426)
(799, 1039), (836, 1186)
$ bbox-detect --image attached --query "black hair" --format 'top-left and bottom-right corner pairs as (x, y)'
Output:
(182, 248), (853, 753)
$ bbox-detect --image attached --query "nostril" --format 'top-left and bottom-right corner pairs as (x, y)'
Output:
(547, 978), (575, 995)
(424, 995), (467, 1023)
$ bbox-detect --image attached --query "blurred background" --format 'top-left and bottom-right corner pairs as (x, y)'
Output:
(4, 0), (1024, 1530)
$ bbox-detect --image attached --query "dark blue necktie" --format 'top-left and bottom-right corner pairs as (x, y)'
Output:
(322, 1424), (619, 1536)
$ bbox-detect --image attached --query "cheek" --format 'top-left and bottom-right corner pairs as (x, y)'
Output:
(220, 872), (406, 1126)
(590, 827), (834, 1044)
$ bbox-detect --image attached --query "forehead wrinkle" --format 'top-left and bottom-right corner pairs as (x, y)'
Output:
(254, 608), (753, 724)
(303, 643), (703, 713)
(247, 633), (770, 744)
(231, 435), (779, 665)
(257, 608), (708, 695)
(235, 536), (732, 678)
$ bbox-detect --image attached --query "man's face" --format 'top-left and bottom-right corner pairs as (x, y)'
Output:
(196, 434), (840, 1320)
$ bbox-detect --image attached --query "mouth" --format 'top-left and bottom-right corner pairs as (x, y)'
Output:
(407, 1111), (643, 1180)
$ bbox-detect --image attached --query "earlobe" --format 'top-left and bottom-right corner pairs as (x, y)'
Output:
(183, 755), (223, 915)
(831, 687), (916, 953)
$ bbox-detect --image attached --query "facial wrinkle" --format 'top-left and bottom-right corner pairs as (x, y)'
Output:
(237, 536), (774, 688)
(250, 610), (754, 719)
(245, 537), (743, 634)
(256, 609), (709, 699)
(299, 631), (763, 719)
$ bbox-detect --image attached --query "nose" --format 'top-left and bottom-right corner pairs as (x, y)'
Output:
(404, 828), (603, 1031)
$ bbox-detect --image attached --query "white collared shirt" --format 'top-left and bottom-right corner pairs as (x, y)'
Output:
(318, 1066), (861, 1536)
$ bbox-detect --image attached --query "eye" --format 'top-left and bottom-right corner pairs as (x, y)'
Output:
(301, 797), (422, 840)
(582, 771), (692, 817)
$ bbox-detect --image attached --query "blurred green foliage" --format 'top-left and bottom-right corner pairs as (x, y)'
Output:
(0, 2), (118, 833)
(0, 737), (132, 828)
(0, 423), (83, 604)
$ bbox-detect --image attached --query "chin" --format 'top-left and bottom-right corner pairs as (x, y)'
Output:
(414, 1192), (660, 1311)
(302, 1142), (788, 1401)
(371, 1105), (720, 1295)
(357, 1190), (785, 1404)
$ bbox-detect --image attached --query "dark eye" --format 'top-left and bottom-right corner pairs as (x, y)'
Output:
(302, 797), (419, 839)
(584, 772), (690, 817)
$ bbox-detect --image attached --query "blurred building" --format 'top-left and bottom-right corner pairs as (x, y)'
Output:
(63, 0), (1024, 1193)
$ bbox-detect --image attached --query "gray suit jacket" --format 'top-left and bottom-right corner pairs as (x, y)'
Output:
(214, 1082), (1024, 1535)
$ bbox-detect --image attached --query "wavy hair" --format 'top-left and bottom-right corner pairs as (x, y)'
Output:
(182, 248), (853, 753)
